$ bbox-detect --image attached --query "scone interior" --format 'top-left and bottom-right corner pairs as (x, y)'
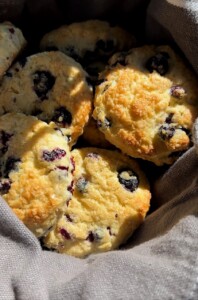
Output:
(0, 113), (74, 237)
(43, 148), (151, 258)
(0, 22), (26, 79)
(93, 45), (198, 165)
(0, 51), (93, 147)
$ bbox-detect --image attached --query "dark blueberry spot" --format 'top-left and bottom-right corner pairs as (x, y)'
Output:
(18, 57), (27, 68)
(9, 28), (15, 34)
(170, 85), (186, 98)
(67, 180), (74, 194)
(0, 179), (11, 194)
(15, 68), (19, 72)
(52, 107), (72, 127)
(146, 52), (170, 75)
(4, 157), (20, 178)
(86, 152), (99, 159)
(97, 117), (111, 129)
(0, 131), (13, 146)
(86, 231), (101, 242)
(5, 71), (12, 78)
(96, 39), (115, 52)
(45, 46), (59, 51)
(76, 177), (88, 193)
(110, 52), (128, 67)
(165, 113), (174, 124)
(32, 109), (43, 116)
(158, 123), (176, 140)
(115, 213), (118, 218)
(32, 71), (56, 100)
(57, 166), (69, 171)
(60, 228), (71, 240)
(118, 169), (139, 192)
(70, 157), (75, 174)
(42, 148), (66, 162)
(65, 214), (73, 222)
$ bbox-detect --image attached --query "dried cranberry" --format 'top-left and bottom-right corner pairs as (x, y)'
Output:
(118, 169), (139, 192)
(146, 52), (170, 75)
(60, 228), (71, 240)
(52, 107), (72, 126)
(32, 71), (55, 100)
(42, 148), (66, 162)
(57, 166), (69, 171)
(67, 180), (74, 194)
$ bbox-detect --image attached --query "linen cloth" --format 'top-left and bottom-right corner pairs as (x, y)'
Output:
(0, 1), (198, 299)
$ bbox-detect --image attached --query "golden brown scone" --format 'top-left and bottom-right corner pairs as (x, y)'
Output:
(43, 148), (151, 258)
(0, 22), (26, 79)
(93, 45), (198, 165)
(81, 117), (112, 148)
(40, 20), (135, 85)
(0, 51), (93, 147)
(0, 113), (74, 237)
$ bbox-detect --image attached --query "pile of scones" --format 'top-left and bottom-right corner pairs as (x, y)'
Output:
(0, 20), (197, 258)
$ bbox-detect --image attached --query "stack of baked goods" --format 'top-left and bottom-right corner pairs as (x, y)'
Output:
(0, 20), (197, 257)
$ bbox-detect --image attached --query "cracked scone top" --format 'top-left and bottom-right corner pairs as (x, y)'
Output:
(93, 45), (198, 165)
(0, 51), (92, 146)
(0, 22), (26, 79)
(0, 113), (74, 237)
(43, 148), (151, 258)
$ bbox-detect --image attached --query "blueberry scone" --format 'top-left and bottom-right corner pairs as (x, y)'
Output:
(43, 148), (151, 258)
(93, 45), (198, 165)
(0, 22), (26, 79)
(0, 113), (74, 237)
(40, 20), (135, 83)
(0, 51), (92, 146)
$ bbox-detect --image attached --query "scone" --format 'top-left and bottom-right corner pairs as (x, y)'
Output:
(43, 148), (151, 258)
(0, 51), (93, 146)
(40, 20), (135, 84)
(93, 45), (198, 165)
(81, 117), (112, 148)
(0, 113), (74, 237)
(0, 22), (26, 79)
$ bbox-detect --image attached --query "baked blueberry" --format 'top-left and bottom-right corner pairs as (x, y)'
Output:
(32, 71), (56, 100)
(118, 169), (139, 192)
(52, 107), (72, 126)
(146, 52), (170, 75)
